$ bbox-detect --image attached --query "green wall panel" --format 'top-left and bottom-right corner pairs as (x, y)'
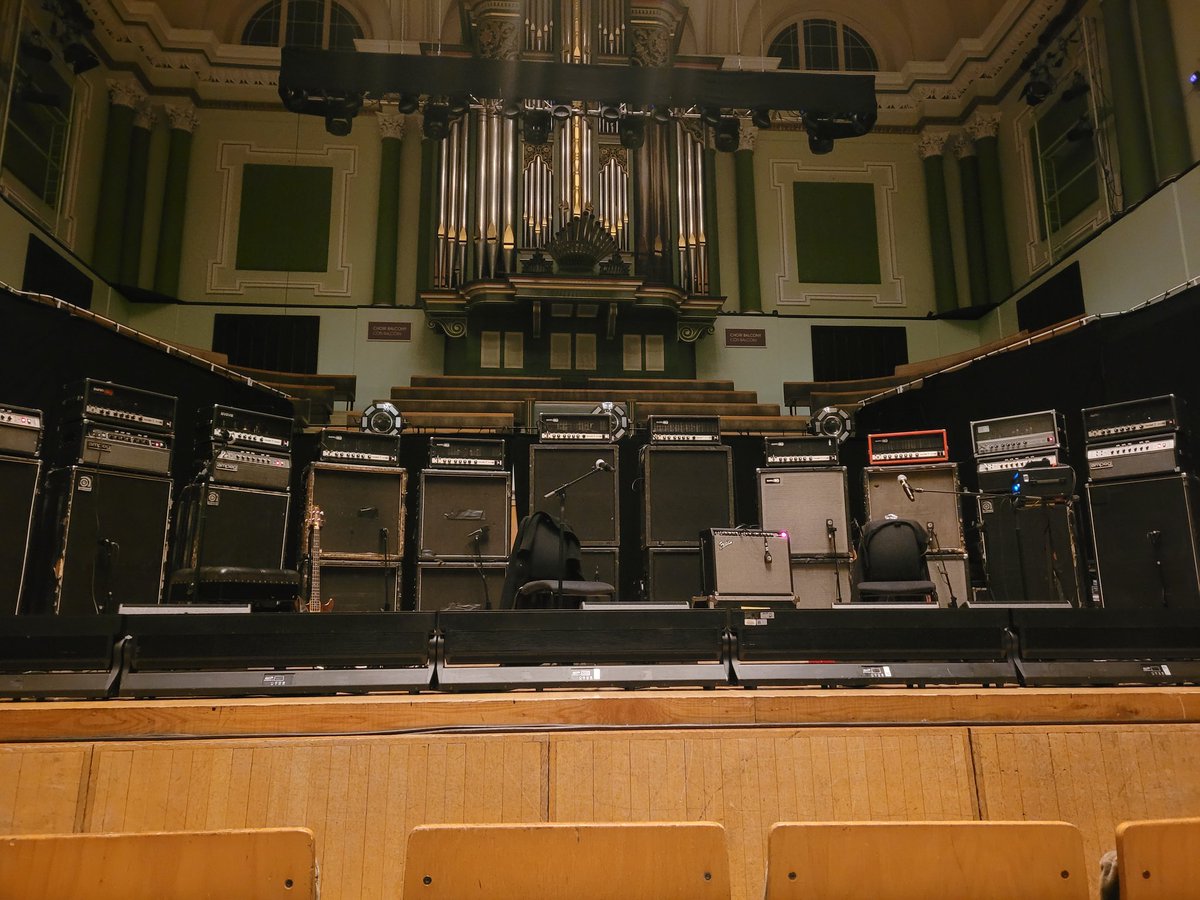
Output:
(236, 164), (333, 272)
(792, 181), (881, 285)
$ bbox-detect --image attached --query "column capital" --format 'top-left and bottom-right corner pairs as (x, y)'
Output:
(952, 132), (978, 159)
(737, 120), (758, 152)
(964, 108), (1003, 142)
(917, 130), (953, 159)
(133, 106), (158, 131)
(164, 102), (200, 133)
(107, 78), (146, 110)
(377, 110), (407, 141)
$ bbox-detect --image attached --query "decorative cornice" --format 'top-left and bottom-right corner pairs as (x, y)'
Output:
(952, 133), (978, 159)
(377, 111), (406, 141)
(164, 101), (199, 132)
(133, 105), (158, 130)
(738, 120), (758, 152)
(964, 108), (1003, 141)
(107, 77), (146, 109)
(916, 131), (952, 159)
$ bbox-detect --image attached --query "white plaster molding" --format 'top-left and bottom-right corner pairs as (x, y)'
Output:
(951, 133), (977, 159)
(916, 131), (952, 159)
(965, 107), (1003, 142)
(164, 101), (199, 132)
(737, 120), (758, 152)
(377, 111), (407, 141)
(133, 105), (158, 130)
(107, 77), (146, 109)
(207, 142), (359, 297)
(769, 158), (905, 308)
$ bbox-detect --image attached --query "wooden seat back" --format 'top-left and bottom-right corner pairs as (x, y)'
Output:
(402, 822), (731, 900)
(0, 828), (316, 900)
(763, 821), (1089, 900)
(1116, 817), (1200, 899)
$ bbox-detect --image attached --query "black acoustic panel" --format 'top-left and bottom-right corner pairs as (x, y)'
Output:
(978, 497), (1083, 606)
(418, 470), (511, 560)
(646, 548), (703, 604)
(0, 456), (39, 613)
(642, 446), (733, 546)
(23, 234), (93, 310)
(790, 556), (851, 608)
(174, 483), (289, 571)
(417, 562), (505, 611)
(758, 467), (851, 555)
(306, 463), (406, 558)
(579, 548), (618, 588)
(530, 445), (619, 545)
(864, 464), (964, 550)
(1089, 474), (1200, 610)
(314, 561), (399, 612)
(45, 467), (172, 614)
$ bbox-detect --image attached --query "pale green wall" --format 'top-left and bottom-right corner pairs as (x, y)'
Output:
(1169, 0), (1200, 165)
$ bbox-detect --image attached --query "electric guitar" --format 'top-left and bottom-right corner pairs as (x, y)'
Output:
(302, 506), (334, 613)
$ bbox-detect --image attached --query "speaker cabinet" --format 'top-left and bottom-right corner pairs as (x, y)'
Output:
(978, 496), (1083, 606)
(1, 456), (40, 613)
(642, 446), (734, 547)
(418, 470), (511, 560)
(580, 547), (619, 587)
(646, 548), (703, 604)
(864, 463), (964, 551)
(927, 551), (970, 608)
(529, 445), (619, 545)
(758, 467), (851, 556)
(1088, 474), (1200, 609)
(701, 529), (793, 601)
(173, 483), (289, 571)
(43, 466), (172, 614)
(791, 556), (851, 608)
(313, 560), (399, 612)
(305, 463), (406, 559)
(417, 561), (505, 611)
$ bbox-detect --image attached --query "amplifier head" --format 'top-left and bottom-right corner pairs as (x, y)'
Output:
(206, 404), (293, 453)
(428, 437), (505, 470)
(867, 429), (949, 465)
(970, 409), (1062, 459)
(318, 428), (401, 466)
(64, 379), (176, 434)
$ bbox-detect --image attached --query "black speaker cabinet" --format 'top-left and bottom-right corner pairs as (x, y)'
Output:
(642, 445), (734, 547)
(43, 466), (172, 614)
(701, 529), (793, 602)
(418, 470), (511, 560)
(580, 547), (619, 587)
(529, 445), (619, 545)
(173, 482), (289, 571)
(790, 556), (851, 608)
(305, 463), (406, 559)
(646, 548), (703, 604)
(312, 560), (399, 612)
(978, 496), (1083, 606)
(864, 463), (965, 551)
(1, 455), (40, 613)
(758, 466), (851, 556)
(417, 561), (505, 611)
(1088, 474), (1200, 609)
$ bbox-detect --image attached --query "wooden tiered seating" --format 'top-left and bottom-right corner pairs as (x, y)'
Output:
(0, 828), (317, 900)
(1114, 817), (1200, 899)
(402, 822), (731, 899)
(762, 821), (1089, 900)
(390, 386), (759, 404)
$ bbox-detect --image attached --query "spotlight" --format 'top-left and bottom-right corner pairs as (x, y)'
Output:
(501, 99), (523, 119)
(397, 93), (419, 114)
(1021, 69), (1054, 106)
(281, 87), (313, 114)
(551, 103), (572, 120)
(1060, 74), (1090, 103)
(447, 94), (470, 118)
(618, 114), (645, 149)
(700, 105), (721, 127)
(751, 107), (772, 130)
(601, 103), (621, 121)
(423, 103), (451, 140)
(1066, 116), (1094, 142)
(523, 109), (552, 144)
(326, 114), (353, 136)
(321, 92), (361, 136)
(808, 132), (834, 155)
(62, 41), (98, 75)
(651, 105), (671, 124)
(361, 402), (403, 435)
(713, 116), (740, 153)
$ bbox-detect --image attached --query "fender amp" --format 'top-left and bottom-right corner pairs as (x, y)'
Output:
(700, 529), (793, 604)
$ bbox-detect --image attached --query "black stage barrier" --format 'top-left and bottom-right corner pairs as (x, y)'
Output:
(435, 609), (729, 690)
(118, 612), (436, 697)
(0, 615), (122, 698)
(1012, 608), (1200, 686)
(730, 608), (1018, 687)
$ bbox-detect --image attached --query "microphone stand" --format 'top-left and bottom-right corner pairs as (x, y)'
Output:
(543, 463), (608, 608)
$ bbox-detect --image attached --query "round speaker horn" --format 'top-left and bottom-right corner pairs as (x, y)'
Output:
(361, 402), (402, 435)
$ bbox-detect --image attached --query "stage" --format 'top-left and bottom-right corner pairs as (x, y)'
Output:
(5, 687), (1200, 899)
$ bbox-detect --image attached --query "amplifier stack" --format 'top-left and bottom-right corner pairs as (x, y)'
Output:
(1083, 395), (1200, 609)
(0, 405), (43, 613)
(416, 438), (510, 611)
(758, 436), (850, 607)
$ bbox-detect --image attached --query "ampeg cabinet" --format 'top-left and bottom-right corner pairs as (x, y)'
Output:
(311, 559), (400, 612)
(976, 496), (1083, 606)
(641, 445), (734, 547)
(418, 470), (511, 560)
(305, 463), (407, 559)
(757, 466), (851, 556)
(645, 548), (704, 604)
(529, 445), (619, 545)
(417, 561), (506, 611)
(863, 463), (965, 551)
(173, 483), (289, 571)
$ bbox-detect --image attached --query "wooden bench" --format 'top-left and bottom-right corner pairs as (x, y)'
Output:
(0, 828), (316, 900)
(763, 821), (1089, 899)
(633, 401), (782, 422)
(410, 374), (564, 388)
(718, 415), (811, 436)
(1115, 817), (1200, 899)
(398, 411), (516, 433)
(228, 365), (357, 406)
(585, 377), (736, 392)
(385, 398), (530, 425)
(390, 386), (758, 405)
(266, 382), (335, 425)
(402, 822), (731, 899)
(784, 374), (921, 413)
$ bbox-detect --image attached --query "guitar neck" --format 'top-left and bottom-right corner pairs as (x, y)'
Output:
(309, 523), (322, 613)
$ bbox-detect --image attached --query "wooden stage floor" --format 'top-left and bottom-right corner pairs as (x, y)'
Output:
(5, 688), (1200, 899)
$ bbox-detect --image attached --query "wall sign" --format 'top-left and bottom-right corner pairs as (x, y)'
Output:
(725, 328), (767, 348)
(368, 321), (412, 341)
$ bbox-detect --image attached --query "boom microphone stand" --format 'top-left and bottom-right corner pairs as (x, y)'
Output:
(543, 458), (612, 608)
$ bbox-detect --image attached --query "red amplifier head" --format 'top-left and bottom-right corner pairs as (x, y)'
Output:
(867, 429), (949, 465)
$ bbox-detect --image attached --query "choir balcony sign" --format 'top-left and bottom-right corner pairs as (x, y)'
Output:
(725, 328), (767, 348)
(368, 321), (412, 341)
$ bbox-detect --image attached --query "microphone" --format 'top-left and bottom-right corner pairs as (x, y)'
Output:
(468, 525), (490, 540)
(898, 473), (916, 503)
(763, 536), (773, 564)
(594, 458), (614, 472)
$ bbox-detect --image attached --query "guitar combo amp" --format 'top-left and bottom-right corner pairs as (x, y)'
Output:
(700, 529), (793, 606)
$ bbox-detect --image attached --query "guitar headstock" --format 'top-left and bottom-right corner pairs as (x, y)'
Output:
(307, 506), (324, 531)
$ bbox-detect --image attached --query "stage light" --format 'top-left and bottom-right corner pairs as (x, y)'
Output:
(600, 103), (621, 121)
(700, 105), (721, 126)
(808, 132), (834, 155)
(423, 103), (451, 140)
(62, 40), (98, 75)
(1021, 67), (1054, 106)
(751, 107), (772, 130)
(447, 94), (470, 118)
(713, 116), (740, 153)
(397, 93), (419, 114)
(618, 114), (645, 149)
(501, 99), (523, 119)
(321, 92), (361, 136)
(551, 102), (572, 120)
(523, 109), (552, 144)
(325, 113), (353, 136)
(651, 105), (671, 124)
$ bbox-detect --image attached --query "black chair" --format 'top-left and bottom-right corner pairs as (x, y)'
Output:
(499, 511), (616, 609)
(851, 517), (937, 604)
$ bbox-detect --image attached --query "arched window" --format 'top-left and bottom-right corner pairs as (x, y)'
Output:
(242, 0), (364, 51)
(768, 19), (879, 72)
